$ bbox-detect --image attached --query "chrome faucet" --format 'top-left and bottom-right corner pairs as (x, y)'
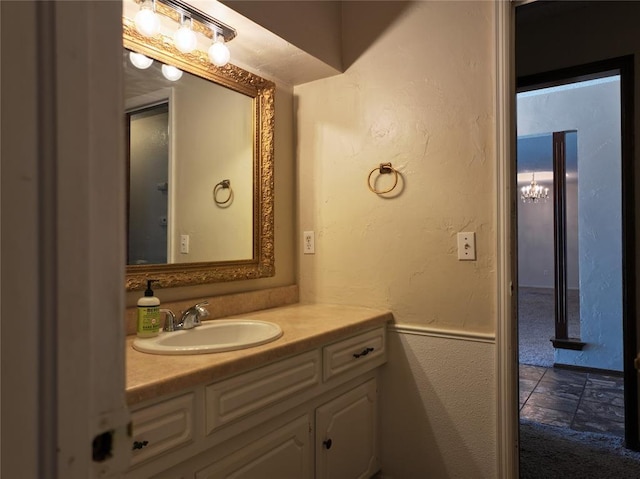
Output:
(180, 301), (210, 329)
(160, 309), (177, 332)
(162, 301), (210, 332)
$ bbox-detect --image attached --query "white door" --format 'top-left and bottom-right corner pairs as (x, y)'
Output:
(1, 2), (130, 478)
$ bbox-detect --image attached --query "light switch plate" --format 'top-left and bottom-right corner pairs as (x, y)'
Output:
(457, 232), (476, 261)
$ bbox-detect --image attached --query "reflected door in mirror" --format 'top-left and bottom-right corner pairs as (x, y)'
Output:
(128, 103), (169, 265)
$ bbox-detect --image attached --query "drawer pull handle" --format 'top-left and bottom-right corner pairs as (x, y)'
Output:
(353, 347), (374, 359)
(323, 438), (333, 450)
(132, 440), (149, 451)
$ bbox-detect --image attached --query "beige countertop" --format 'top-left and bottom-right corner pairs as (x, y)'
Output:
(126, 303), (393, 405)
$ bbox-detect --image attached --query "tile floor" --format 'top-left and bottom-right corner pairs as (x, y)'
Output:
(519, 364), (625, 437)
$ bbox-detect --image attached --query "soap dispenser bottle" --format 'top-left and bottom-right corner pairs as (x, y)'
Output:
(137, 279), (161, 338)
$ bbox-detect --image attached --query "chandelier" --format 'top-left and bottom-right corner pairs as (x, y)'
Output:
(521, 173), (549, 203)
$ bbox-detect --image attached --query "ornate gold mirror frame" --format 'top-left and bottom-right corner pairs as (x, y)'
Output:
(124, 20), (275, 291)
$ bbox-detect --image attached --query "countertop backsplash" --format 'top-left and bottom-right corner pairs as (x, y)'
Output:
(124, 285), (299, 336)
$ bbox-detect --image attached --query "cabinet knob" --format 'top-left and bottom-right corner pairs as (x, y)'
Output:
(353, 347), (374, 359)
(132, 440), (149, 451)
(323, 438), (332, 450)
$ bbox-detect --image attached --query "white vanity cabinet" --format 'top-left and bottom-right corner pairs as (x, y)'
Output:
(127, 326), (386, 479)
(129, 393), (195, 468)
(316, 379), (378, 479)
(323, 327), (385, 381)
(204, 349), (322, 434)
(195, 415), (313, 479)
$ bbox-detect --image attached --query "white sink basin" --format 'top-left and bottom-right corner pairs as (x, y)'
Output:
(132, 319), (283, 355)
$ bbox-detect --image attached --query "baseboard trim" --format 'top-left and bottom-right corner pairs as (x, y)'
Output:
(553, 363), (624, 377)
(388, 324), (495, 344)
(550, 337), (586, 350)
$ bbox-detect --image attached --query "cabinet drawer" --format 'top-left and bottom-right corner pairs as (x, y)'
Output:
(130, 393), (194, 467)
(195, 415), (312, 479)
(323, 327), (386, 381)
(205, 349), (321, 434)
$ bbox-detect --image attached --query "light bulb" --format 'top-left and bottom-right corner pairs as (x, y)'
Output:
(173, 20), (197, 54)
(134, 2), (160, 37)
(208, 37), (230, 67)
(161, 64), (183, 81)
(129, 52), (153, 69)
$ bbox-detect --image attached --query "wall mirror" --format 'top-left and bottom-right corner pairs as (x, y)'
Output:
(123, 16), (275, 291)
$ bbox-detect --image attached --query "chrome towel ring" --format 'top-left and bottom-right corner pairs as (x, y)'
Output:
(367, 162), (398, 194)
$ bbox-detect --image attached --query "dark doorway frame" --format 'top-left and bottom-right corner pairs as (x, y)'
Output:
(517, 55), (637, 450)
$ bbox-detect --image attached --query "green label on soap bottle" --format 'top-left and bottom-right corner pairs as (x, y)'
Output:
(137, 305), (160, 333)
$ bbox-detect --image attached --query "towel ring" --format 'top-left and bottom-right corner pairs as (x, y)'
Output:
(368, 162), (398, 194)
(213, 179), (233, 205)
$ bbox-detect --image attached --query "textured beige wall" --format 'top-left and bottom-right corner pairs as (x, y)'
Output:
(224, 0), (343, 71)
(296, 1), (496, 334)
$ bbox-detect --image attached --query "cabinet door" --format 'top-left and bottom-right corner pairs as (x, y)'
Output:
(316, 379), (378, 479)
(130, 393), (195, 468)
(195, 415), (312, 479)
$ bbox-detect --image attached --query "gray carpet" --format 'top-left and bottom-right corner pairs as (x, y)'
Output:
(520, 419), (640, 478)
(519, 287), (580, 367)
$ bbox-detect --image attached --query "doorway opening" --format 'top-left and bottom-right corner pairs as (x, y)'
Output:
(517, 68), (630, 443)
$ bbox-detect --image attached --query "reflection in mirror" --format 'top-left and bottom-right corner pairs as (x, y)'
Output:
(123, 17), (275, 291)
(125, 52), (254, 265)
(127, 102), (169, 265)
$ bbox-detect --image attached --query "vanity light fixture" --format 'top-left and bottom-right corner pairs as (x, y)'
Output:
(134, 0), (160, 37)
(129, 51), (154, 69)
(161, 64), (183, 81)
(173, 16), (197, 54)
(208, 31), (230, 67)
(133, 0), (237, 67)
